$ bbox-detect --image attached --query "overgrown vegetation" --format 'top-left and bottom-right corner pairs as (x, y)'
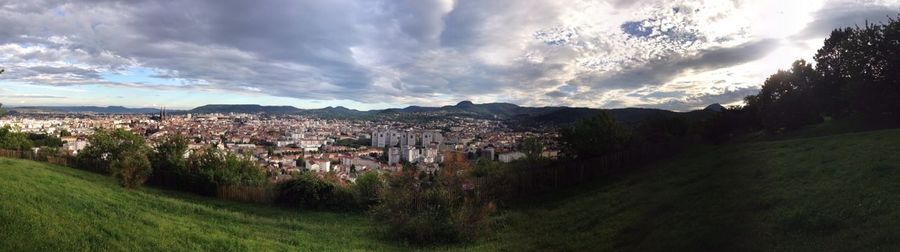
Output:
(371, 159), (496, 244)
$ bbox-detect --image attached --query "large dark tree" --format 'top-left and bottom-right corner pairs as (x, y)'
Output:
(813, 17), (900, 120)
(559, 111), (631, 159)
(148, 134), (189, 187)
(754, 60), (823, 132)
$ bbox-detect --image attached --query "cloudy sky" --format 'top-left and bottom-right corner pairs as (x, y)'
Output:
(1, 0), (898, 110)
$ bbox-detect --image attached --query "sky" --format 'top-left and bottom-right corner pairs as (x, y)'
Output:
(1, 0), (899, 111)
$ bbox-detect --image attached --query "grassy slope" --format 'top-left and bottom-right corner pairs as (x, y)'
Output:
(475, 128), (900, 251)
(4, 128), (900, 251)
(0, 158), (402, 251)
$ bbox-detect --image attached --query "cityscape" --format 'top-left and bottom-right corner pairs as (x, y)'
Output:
(0, 103), (558, 183)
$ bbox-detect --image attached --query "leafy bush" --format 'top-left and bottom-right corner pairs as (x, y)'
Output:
(184, 147), (266, 195)
(148, 134), (189, 188)
(275, 172), (358, 211)
(352, 171), (382, 208)
(559, 111), (632, 159)
(110, 149), (152, 189)
(0, 126), (33, 151)
(370, 160), (495, 244)
(77, 128), (146, 173)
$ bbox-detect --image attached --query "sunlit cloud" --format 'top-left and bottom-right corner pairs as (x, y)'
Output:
(0, 0), (898, 110)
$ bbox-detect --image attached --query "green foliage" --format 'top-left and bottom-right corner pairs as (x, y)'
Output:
(275, 172), (357, 211)
(352, 171), (382, 208)
(333, 138), (369, 148)
(0, 126), (33, 151)
(295, 157), (305, 168)
(753, 60), (823, 132)
(148, 134), (189, 187)
(559, 111), (632, 159)
(27, 133), (63, 148)
(371, 160), (495, 244)
(636, 116), (690, 143)
(110, 149), (152, 189)
(184, 147), (266, 195)
(521, 137), (543, 161)
(77, 128), (146, 173)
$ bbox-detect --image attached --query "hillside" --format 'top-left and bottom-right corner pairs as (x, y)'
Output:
(475, 128), (900, 251)
(0, 158), (401, 251)
(182, 101), (717, 125)
(5, 127), (897, 250)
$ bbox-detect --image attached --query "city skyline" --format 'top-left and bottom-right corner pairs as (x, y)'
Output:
(2, 0), (900, 111)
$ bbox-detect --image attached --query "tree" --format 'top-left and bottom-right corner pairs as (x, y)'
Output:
(559, 111), (631, 159)
(754, 60), (823, 132)
(148, 134), (189, 187)
(351, 171), (380, 208)
(187, 147), (266, 189)
(0, 103), (5, 118)
(0, 126), (33, 151)
(296, 157), (305, 168)
(110, 149), (152, 189)
(636, 116), (689, 144)
(77, 128), (147, 173)
(811, 16), (900, 120)
(521, 137), (544, 160)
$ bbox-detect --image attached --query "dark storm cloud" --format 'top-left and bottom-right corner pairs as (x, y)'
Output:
(569, 39), (779, 92)
(795, 2), (899, 39)
(651, 86), (760, 111)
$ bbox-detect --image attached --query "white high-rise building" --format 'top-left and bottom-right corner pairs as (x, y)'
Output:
(401, 146), (418, 162)
(389, 131), (402, 146)
(372, 130), (388, 148)
(388, 147), (401, 165)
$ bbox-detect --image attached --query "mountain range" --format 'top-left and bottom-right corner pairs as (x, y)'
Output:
(7, 102), (725, 125)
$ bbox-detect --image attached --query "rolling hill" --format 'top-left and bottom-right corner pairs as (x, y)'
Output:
(473, 128), (900, 251)
(3, 126), (900, 250)
(185, 101), (719, 125)
(0, 158), (401, 251)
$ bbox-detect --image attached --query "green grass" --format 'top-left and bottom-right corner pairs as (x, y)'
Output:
(4, 128), (900, 251)
(0, 158), (403, 251)
(474, 128), (900, 251)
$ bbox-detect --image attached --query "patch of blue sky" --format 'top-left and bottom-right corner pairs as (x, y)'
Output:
(100, 67), (186, 86)
(621, 21), (654, 38)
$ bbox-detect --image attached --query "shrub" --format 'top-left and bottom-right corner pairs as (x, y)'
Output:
(559, 111), (631, 159)
(148, 134), (189, 188)
(275, 172), (358, 211)
(370, 160), (495, 244)
(0, 125), (33, 151)
(352, 171), (382, 208)
(184, 147), (266, 195)
(110, 149), (152, 189)
(77, 128), (146, 173)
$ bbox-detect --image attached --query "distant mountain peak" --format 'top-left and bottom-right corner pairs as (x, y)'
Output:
(704, 103), (725, 112)
(456, 100), (475, 106)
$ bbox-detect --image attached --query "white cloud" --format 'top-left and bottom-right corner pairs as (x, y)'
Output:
(0, 0), (898, 110)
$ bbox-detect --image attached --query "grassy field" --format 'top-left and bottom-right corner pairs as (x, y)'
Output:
(3, 128), (900, 251)
(0, 158), (403, 251)
(475, 128), (900, 251)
